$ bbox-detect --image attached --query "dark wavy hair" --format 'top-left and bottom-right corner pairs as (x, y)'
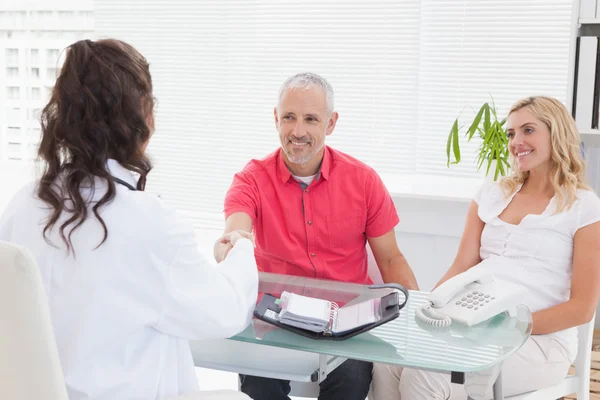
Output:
(37, 39), (154, 255)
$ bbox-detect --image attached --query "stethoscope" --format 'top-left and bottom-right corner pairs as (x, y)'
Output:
(112, 176), (137, 191)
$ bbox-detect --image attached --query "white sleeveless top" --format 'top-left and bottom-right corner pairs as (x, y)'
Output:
(474, 180), (600, 362)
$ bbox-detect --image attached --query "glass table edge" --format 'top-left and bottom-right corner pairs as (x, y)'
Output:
(227, 304), (533, 373)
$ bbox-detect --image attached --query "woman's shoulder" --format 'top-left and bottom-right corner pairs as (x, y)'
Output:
(567, 188), (600, 230)
(121, 190), (175, 226)
(576, 187), (600, 200)
(4, 181), (38, 210)
(575, 188), (600, 211)
(474, 179), (506, 204)
(125, 191), (196, 241)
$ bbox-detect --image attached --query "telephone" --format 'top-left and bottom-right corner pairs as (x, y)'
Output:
(416, 266), (527, 327)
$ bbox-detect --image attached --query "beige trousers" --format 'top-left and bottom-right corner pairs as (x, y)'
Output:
(370, 335), (571, 400)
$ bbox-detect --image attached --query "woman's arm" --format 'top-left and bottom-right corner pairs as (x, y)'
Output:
(434, 200), (485, 289)
(531, 220), (600, 334)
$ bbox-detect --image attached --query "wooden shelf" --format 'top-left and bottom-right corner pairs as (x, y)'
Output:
(580, 18), (600, 24)
(564, 335), (600, 399)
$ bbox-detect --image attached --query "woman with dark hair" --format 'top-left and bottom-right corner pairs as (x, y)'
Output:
(0, 39), (255, 400)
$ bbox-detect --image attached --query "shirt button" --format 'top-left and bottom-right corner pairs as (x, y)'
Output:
(304, 189), (309, 193)
(311, 253), (316, 257)
(307, 220), (312, 225)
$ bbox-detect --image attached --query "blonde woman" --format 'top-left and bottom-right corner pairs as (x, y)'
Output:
(371, 96), (600, 399)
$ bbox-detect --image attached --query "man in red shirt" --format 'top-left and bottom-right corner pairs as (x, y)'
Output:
(215, 72), (418, 400)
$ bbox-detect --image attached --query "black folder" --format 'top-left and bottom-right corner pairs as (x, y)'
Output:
(253, 284), (409, 341)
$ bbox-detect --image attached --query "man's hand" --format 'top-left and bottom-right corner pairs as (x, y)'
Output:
(213, 230), (255, 263)
(224, 230), (255, 247)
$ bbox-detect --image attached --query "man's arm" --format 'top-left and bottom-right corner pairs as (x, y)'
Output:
(214, 212), (253, 262)
(217, 167), (259, 263)
(367, 229), (419, 290)
(225, 212), (253, 233)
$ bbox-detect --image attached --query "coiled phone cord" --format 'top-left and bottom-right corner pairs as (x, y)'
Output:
(415, 304), (452, 328)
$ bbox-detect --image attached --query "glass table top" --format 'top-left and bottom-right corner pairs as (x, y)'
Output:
(229, 272), (533, 373)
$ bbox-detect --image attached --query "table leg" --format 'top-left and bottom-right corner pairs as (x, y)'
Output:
(466, 370), (503, 400)
(317, 354), (347, 383)
(492, 370), (503, 400)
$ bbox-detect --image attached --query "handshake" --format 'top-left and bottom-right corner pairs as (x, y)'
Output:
(213, 230), (255, 263)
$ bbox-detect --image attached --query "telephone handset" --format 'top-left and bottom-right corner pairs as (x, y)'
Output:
(416, 266), (526, 327)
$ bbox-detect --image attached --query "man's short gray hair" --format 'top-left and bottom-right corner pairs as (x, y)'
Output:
(278, 72), (335, 115)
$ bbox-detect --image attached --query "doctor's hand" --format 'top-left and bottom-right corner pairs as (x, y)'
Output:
(222, 230), (255, 247)
(213, 230), (255, 263)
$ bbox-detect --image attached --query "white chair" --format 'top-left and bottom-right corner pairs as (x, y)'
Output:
(506, 314), (596, 400)
(0, 240), (69, 400)
(0, 240), (249, 400)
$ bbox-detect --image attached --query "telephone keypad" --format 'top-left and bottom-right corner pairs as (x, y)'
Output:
(454, 290), (496, 310)
(450, 291), (496, 311)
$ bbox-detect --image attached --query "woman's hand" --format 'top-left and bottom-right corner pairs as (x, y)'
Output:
(213, 230), (255, 263)
(221, 230), (255, 247)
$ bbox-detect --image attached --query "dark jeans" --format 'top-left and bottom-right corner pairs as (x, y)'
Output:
(240, 359), (372, 400)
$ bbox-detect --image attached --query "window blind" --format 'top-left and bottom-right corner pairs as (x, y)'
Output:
(93, 0), (572, 230)
(415, 0), (572, 176)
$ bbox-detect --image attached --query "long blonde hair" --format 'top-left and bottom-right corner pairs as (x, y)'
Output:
(500, 96), (590, 211)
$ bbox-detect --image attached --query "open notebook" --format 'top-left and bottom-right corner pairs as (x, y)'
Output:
(254, 287), (408, 340)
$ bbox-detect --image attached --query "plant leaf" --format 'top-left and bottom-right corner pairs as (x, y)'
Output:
(452, 119), (460, 164)
(446, 119), (460, 166)
(466, 105), (485, 141)
(485, 137), (496, 176)
(483, 103), (491, 134)
(498, 157), (505, 177)
(494, 126), (507, 179)
(489, 96), (498, 120)
(446, 121), (453, 166)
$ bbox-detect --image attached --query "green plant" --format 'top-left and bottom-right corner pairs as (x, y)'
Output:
(446, 99), (511, 181)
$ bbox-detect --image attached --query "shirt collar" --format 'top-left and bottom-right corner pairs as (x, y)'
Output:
(106, 159), (138, 188)
(277, 146), (331, 184)
(320, 146), (331, 181)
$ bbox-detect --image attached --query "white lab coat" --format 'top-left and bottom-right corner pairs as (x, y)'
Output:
(0, 160), (258, 400)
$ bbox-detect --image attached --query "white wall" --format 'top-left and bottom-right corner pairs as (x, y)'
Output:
(392, 196), (467, 292)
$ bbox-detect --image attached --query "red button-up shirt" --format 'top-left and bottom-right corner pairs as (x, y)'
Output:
(224, 146), (399, 284)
